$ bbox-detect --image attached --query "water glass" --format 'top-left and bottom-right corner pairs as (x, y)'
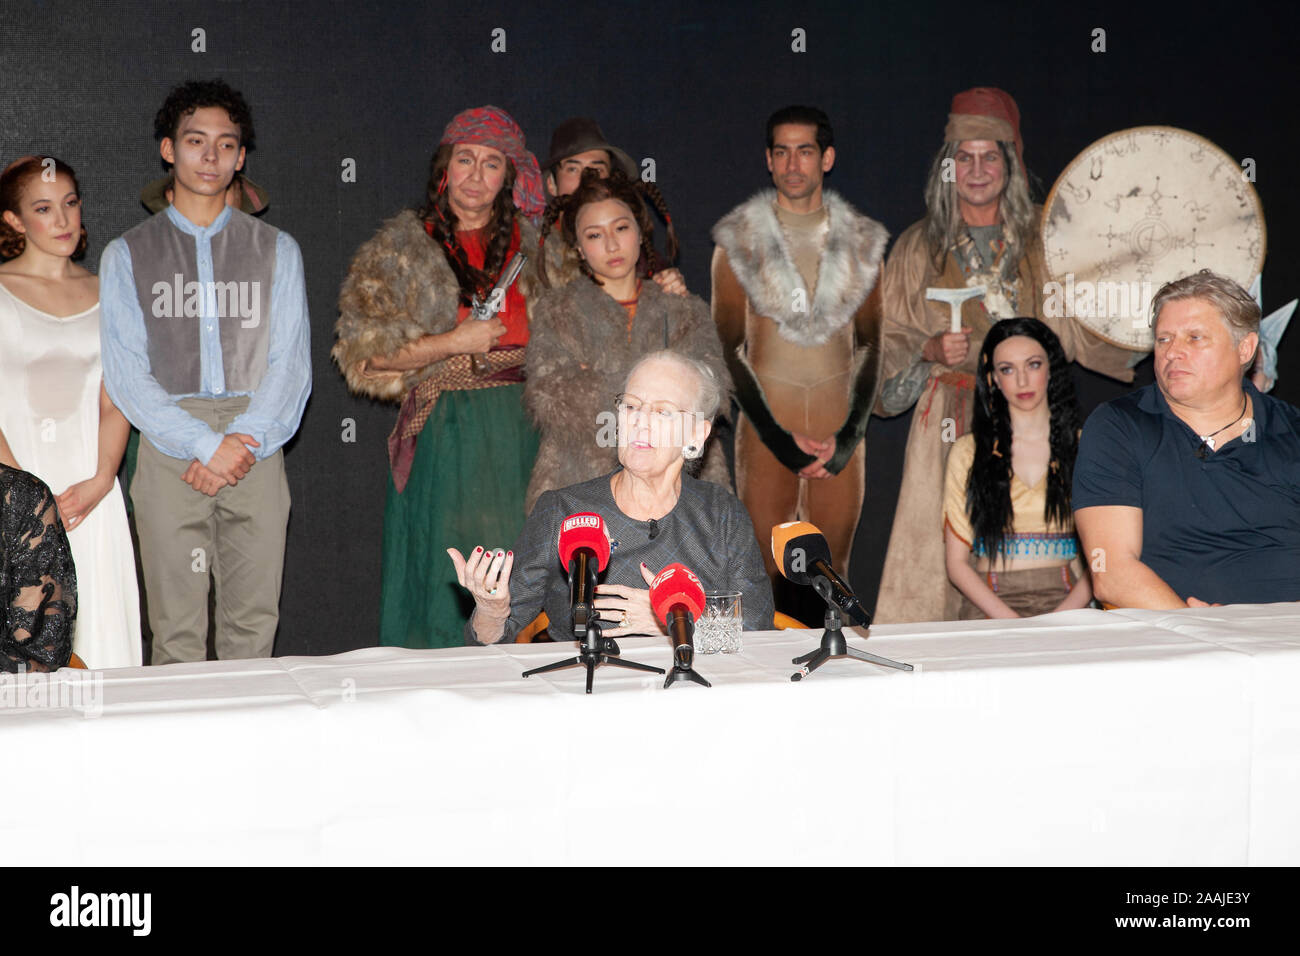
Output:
(697, 591), (742, 654)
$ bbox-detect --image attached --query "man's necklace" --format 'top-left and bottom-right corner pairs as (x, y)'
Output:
(1195, 393), (1250, 459)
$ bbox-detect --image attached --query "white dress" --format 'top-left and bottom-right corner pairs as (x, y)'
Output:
(0, 282), (142, 668)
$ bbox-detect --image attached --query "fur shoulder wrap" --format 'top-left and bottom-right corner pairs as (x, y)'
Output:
(332, 209), (542, 402)
(540, 231), (585, 288)
(711, 189), (888, 346)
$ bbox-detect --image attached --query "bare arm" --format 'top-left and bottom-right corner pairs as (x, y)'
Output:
(96, 382), (131, 479)
(0, 428), (17, 469)
(943, 524), (1020, 619)
(54, 383), (133, 531)
(1074, 505), (1187, 609)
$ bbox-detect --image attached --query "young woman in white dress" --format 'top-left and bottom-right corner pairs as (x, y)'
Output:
(0, 155), (141, 668)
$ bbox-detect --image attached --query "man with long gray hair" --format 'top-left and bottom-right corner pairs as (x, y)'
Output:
(873, 87), (1132, 624)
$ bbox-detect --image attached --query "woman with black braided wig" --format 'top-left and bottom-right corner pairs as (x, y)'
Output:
(523, 167), (731, 512)
(942, 317), (1093, 618)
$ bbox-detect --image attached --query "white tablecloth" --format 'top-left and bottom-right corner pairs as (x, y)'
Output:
(6, 604), (1299, 865)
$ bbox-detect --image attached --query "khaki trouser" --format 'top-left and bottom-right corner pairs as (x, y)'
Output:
(131, 396), (290, 664)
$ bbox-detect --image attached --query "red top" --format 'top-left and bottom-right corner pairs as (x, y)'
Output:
(426, 219), (530, 347)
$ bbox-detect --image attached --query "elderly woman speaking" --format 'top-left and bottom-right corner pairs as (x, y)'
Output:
(451, 350), (774, 644)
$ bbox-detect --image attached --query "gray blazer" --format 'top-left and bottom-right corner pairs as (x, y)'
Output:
(466, 470), (774, 644)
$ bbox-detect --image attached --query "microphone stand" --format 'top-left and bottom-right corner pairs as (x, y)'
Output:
(662, 607), (711, 689)
(521, 615), (664, 694)
(664, 665), (711, 689)
(790, 578), (913, 681)
(663, 651), (711, 689)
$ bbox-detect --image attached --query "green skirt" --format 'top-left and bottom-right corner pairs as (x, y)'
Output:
(378, 384), (539, 648)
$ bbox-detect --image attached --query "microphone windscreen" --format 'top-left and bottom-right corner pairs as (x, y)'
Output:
(649, 563), (706, 625)
(558, 513), (610, 571)
(770, 520), (832, 584)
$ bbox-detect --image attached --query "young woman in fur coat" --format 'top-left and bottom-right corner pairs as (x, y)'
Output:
(332, 106), (547, 648)
(524, 169), (731, 513)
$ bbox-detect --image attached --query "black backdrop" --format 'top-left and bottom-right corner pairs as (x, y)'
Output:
(4, 0), (1297, 655)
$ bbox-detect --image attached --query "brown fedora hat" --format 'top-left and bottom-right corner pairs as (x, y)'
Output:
(543, 117), (638, 179)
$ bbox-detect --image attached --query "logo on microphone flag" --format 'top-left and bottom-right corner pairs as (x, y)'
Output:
(651, 564), (700, 591)
(562, 514), (603, 533)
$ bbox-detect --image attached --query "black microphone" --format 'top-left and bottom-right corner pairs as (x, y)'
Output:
(771, 521), (871, 627)
(558, 513), (611, 638)
(648, 518), (659, 540)
(666, 607), (696, 668)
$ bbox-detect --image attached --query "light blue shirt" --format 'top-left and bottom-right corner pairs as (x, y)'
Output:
(99, 204), (312, 464)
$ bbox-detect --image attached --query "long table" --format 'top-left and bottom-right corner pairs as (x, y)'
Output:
(5, 604), (1298, 865)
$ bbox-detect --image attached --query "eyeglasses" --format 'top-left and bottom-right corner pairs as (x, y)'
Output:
(614, 393), (697, 420)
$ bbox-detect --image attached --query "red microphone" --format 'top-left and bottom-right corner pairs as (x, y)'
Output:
(558, 513), (610, 637)
(558, 512), (610, 570)
(650, 563), (706, 670)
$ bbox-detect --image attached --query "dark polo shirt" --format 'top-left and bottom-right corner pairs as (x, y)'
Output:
(1073, 380), (1300, 604)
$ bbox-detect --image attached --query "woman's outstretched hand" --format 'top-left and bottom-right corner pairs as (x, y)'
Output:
(449, 546), (513, 613)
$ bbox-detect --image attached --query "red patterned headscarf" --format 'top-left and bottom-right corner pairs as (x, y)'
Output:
(944, 87), (1024, 169)
(439, 105), (545, 223)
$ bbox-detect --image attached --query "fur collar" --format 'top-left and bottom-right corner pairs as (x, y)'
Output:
(541, 230), (585, 288)
(332, 209), (541, 402)
(561, 271), (680, 332)
(711, 189), (887, 344)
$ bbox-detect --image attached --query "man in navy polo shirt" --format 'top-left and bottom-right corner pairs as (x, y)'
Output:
(1074, 269), (1300, 609)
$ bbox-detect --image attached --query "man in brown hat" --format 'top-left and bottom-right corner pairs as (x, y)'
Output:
(540, 117), (685, 294)
(873, 87), (1133, 624)
(543, 117), (639, 200)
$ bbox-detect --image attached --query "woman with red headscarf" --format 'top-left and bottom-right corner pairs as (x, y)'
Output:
(334, 106), (548, 648)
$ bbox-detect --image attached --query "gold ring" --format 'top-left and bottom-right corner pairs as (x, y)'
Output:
(619, 610), (628, 626)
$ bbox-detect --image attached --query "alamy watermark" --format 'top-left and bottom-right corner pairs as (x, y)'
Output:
(50, 886), (150, 935)
(1042, 274), (1155, 328)
(0, 665), (103, 717)
(152, 274), (261, 328)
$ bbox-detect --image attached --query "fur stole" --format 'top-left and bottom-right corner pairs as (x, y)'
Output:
(540, 230), (584, 288)
(332, 209), (542, 402)
(711, 189), (888, 346)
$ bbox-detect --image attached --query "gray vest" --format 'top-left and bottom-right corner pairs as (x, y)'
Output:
(123, 209), (277, 396)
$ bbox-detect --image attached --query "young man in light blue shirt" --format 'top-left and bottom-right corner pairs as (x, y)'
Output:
(100, 80), (311, 664)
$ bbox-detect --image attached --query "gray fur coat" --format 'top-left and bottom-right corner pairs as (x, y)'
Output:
(523, 277), (732, 512)
(541, 230), (584, 288)
(332, 209), (543, 403)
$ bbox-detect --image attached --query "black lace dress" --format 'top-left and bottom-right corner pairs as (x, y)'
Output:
(1, 464), (76, 672)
